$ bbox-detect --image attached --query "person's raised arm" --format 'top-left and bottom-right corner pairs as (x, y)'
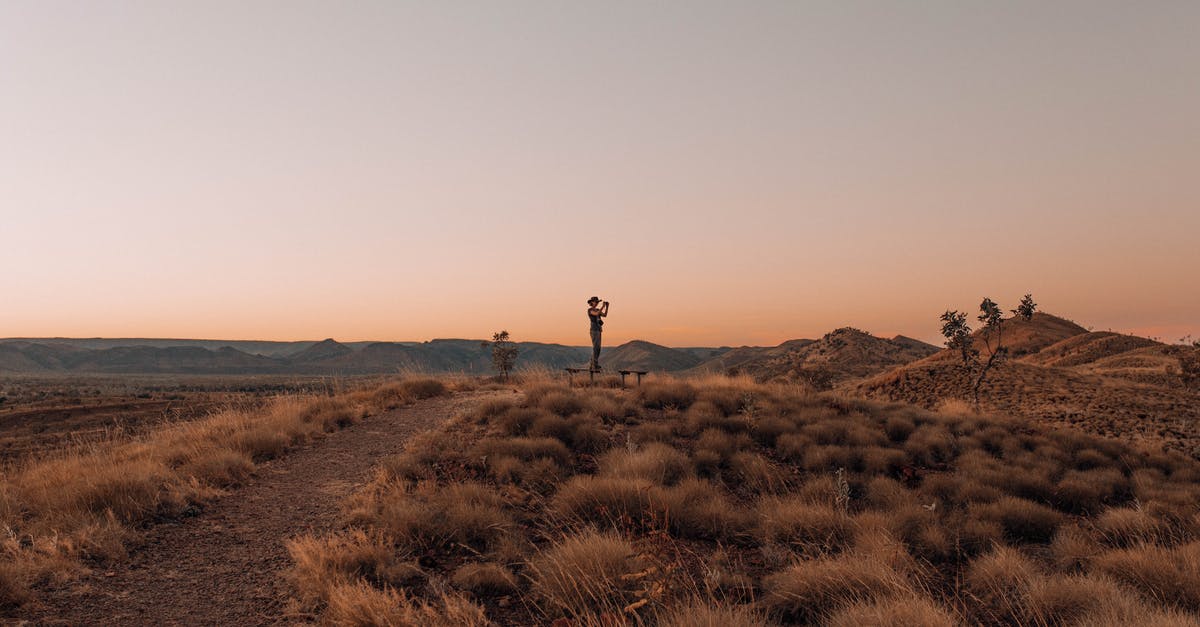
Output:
(601, 301), (610, 316)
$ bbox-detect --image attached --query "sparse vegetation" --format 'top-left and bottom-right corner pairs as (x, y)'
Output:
(941, 293), (1037, 407)
(284, 374), (1200, 625)
(0, 377), (449, 611)
(483, 330), (520, 380)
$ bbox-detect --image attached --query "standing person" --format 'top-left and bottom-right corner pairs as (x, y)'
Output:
(587, 296), (609, 370)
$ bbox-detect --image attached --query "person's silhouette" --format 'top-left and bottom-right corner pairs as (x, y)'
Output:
(587, 296), (609, 370)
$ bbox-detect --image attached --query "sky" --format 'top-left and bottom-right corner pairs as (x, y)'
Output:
(2, 1), (1197, 347)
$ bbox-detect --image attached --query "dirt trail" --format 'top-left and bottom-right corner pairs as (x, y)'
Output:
(21, 390), (512, 626)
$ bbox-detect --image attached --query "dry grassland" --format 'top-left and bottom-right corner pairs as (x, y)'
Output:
(288, 374), (1200, 626)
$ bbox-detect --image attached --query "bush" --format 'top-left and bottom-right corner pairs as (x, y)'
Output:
(324, 581), (489, 627)
(755, 497), (853, 556)
(287, 529), (399, 606)
(762, 555), (911, 623)
(827, 596), (958, 627)
(527, 531), (643, 618)
(552, 476), (653, 527)
(972, 497), (1064, 544)
(472, 437), (572, 466)
(965, 546), (1040, 624)
(656, 479), (751, 542)
(599, 443), (693, 485)
(655, 602), (770, 627)
(639, 380), (697, 410)
(1094, 507), (1164, 547)
(539, 391), (585, 417)
(451, 562), (519, 597)
(1092, 542), (1200, 612)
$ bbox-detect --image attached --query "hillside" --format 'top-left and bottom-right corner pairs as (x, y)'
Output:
(854, 312), (1200, 453)
(598, 340), (703, 372)
(690, 328), (939, 388)
(0, 338), (589, 375)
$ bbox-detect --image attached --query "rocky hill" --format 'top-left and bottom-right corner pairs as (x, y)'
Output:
(853, 313), (1200, 454)
(598, 340), (703, 372)
(689, 328), (939, 388)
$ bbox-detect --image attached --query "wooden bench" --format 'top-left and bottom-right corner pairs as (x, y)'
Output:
(564, 367), (600, 385)
(564, 367), (650, 387)
(618, 370), (648, 387)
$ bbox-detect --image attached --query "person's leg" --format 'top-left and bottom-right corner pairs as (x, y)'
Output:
(590, 330), (601, 369)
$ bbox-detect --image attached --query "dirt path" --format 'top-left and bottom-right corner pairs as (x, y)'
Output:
(21, 390), (513, 626)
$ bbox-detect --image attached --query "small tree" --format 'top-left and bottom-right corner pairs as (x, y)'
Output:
(1012, 294), (1037, 320)
(940, 294), (1036, 408)
(482, 330), (519, 380)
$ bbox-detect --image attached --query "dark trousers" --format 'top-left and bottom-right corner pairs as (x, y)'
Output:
(590, 329), (601, 368)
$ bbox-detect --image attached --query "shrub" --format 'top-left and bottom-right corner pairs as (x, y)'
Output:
(656, 479), (752, 542)
(903, 424), (956, 466)
(655, 602), (770, 627)
(350, 482), (513, 553)
(552, 476), (653, 527)
(527, 531), (642, 618)
(752, 416), (798, 447)
(1049, 524), (1100, 572)
(639, 380), (697, 410)
(287, 529), (398, 606)
(972, 497), (1064, 544)
(774, 433), (813, 462)
(884, 417), (916, 442)
(761, 555), (911, 623)
(1094, 507), (1164, 547)
(539, 391), (585, 417)
(0, 561), (29, 609)
(1024, 573), (1141, 626)
(827, 596), (958, 627)
(451, 562), (519, 597)
(397, 378), (449, 400)
(494, 406), (544, 435)
(472, 437), (572, 466)
(1092, 542), (1200, 612)
(861, 446), (907, 475)
(965, 546), (1040, 624)
(471, 397), (514, 423)
(728, 452), (789, 494)
(1052, 468), (1130, 514)
(756, 498), (853, 556)
(324, 581), (489, 627)
(599, 443), (692, 485)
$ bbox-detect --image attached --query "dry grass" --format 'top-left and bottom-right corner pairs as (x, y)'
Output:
(451, 562), (519, 597)
(0, 376), (448, 610)
(323, 580), (490, 627)
(826, 595), (958, 627)
(526, 530), (643, 619)
(761, 554), (912, 623)
(281, 374), (1200, 625)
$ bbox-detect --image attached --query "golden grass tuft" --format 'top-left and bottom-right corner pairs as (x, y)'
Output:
(761, 554), (911, 623)
(755, 497), (854, 556)
(551, 476), (653, 527)
(288, 529), (403, 607)
(654, 601), (772, 627)
(527, 530), (643, 618)
(826, 595), (958, 627)
(598, 443), (692, 485)
(1092, 541), (1200, 612)
(324, 580), (490, 627)
(451, 562), (519, 597)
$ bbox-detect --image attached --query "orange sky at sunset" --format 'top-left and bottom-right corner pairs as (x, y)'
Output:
(2, 2), (1197, 347)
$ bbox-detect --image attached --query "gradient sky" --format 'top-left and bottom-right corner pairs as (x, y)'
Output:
(2, 1), (1197, 347)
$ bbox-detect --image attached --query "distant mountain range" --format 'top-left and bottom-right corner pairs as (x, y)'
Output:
(0, 329), (939, 380)
(0, 338), (588, 375)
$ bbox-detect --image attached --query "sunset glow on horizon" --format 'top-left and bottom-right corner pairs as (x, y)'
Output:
(2, 2), (1197, 348)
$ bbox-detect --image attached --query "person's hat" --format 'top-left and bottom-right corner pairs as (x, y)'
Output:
(588, 296), (600, 304)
